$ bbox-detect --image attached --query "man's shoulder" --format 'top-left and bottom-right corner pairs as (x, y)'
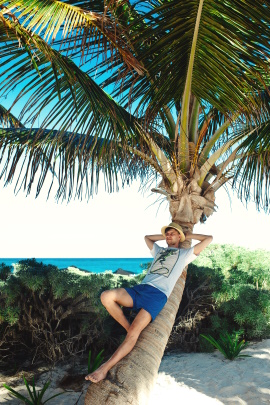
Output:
(179, 247), (194, 256)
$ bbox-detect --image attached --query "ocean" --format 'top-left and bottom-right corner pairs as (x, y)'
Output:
(0, 258), (151, 274)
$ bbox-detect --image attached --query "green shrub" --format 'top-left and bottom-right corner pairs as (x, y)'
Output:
(88, 349), (105, 373)
(200, 331), (249, 360)
(169, 244), (270, 352)
(0, 263), (12, 281)
(0, 259), (141, 368)
(3, 245), (270, 364)
(3, 375), (65, 404)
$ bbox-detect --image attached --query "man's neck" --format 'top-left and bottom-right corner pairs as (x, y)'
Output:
(167, 243), (179, 249)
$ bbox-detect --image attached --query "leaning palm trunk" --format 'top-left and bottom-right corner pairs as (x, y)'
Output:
(85, 224), (193, 405)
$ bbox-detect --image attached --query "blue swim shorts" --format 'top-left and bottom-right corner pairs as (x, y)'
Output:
(124, 284), (167, 321)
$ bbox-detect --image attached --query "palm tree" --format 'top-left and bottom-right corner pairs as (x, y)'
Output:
(1, 1), (270, 403)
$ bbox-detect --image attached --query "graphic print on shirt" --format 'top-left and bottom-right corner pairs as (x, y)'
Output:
(150, 248), (180, 278)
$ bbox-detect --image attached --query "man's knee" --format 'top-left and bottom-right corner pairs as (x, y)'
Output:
(100, 290), (110, 306)
(100, 290), (115, 306)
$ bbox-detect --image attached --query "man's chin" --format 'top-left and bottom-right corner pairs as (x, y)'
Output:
(167, 242), (177, 248)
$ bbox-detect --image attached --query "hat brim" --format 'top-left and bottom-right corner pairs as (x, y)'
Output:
(161, 225), (185, 242)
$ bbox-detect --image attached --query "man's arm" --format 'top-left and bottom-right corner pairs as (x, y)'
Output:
(185, 233), (213, 256)
(144, 234), (165, 251)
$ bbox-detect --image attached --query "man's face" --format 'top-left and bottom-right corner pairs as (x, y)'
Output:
(165, 228), (181, 248)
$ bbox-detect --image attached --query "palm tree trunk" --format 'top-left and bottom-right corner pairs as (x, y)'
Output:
(84, 268), (188, 404)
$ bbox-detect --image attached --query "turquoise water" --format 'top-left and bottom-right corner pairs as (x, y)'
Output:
(0, 258), (151, 274)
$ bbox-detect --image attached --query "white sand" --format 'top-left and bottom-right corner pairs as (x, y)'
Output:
(1, 340), (270, 404)
(149, 339), (270, 405)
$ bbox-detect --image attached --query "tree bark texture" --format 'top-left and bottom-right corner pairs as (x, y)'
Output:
(84, 268), (187, 404)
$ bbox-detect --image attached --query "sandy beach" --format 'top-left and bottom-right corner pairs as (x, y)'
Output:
(1, 340), (269, 404)
(149, 339), (270, 404)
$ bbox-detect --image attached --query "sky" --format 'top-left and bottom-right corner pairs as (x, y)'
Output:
(0, 177), (269, 258)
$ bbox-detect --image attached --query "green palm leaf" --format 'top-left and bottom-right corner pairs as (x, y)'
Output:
(0, 16), (144, 141)
(201, 332), (249, 360)
(0, 15), (175, 198)
(105, 0), (270, 118)
(23, 376), (36, 402)
(3, 377), (65, 405)
(0, 104), (24, 128)
(0, 127), (156, 199)
(232, 120), (270, 210)
(3, 383), (33, 404)
(0, 0), (143, 74)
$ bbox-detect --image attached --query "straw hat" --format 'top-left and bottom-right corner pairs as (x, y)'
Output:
(161, 222), (185, 242)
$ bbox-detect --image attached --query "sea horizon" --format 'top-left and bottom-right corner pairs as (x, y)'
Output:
(0, 257), (151, 274)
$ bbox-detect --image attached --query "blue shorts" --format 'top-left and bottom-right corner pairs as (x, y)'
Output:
(124, 284), (167, 321)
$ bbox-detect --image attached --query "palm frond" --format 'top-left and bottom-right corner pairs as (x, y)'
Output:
(198, 107), (228, 147)
(0, 0), (144, 74)
(232, 121), (270, 211)
(109, 0), (270, 119)
(0, 104), (24, 128)
(0, 13), (181, 199)
(179, 0), (204, 172)
(0, 117), (177, 199)
(198, 138), (237, 187)
(0, 127), (154, 200)
(0, 16), (144, 144)
(198, 113), (239, 166)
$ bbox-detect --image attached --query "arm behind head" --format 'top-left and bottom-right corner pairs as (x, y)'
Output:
(185, 233), (213, 256)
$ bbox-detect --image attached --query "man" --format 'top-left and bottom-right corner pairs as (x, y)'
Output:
(85, 222), (213, 383)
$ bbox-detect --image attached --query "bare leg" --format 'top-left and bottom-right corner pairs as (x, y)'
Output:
(85, 309), (151, 383)
(100, 288), (134, 332)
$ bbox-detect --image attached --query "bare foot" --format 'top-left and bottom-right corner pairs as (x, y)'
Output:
(85, 365), (108, 383)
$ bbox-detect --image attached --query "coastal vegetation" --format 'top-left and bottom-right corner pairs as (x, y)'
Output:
(200, 332), (249, 360)
(0, 259), (143, 369)
(170, 244), (270, 352)
(1, 0), (270, 402)
(1, 245), (270, 373)
(3, 375), (65, 405)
